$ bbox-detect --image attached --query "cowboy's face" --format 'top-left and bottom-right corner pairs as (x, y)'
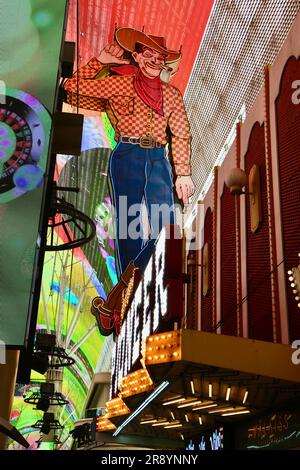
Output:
(132, 47), (167, 79)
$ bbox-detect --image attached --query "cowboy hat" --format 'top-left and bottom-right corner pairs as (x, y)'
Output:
(115, 27), (181, 62)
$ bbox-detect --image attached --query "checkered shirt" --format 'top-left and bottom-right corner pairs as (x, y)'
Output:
(65, 57), (192, 176)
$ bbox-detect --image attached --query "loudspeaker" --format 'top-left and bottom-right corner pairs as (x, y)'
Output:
(40, 382), (55, 395)
(36, 398), (50, 412)
(36, 333), (56, 352)
(62, 42), (75, 78)
(52, 111), (83, 156)
(31, 353), (49, 375)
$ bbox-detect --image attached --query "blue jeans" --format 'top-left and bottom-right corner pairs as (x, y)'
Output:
(109, 142), (175, 274)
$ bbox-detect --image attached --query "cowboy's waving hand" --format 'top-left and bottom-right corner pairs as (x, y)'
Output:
(98, 42), (130, 65)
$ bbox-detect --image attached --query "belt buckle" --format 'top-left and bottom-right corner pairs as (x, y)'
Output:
(140, 136), (154, 148)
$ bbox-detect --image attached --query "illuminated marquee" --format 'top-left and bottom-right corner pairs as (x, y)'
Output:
(111, 225), (183, 397)
(287, 253), (300, 308)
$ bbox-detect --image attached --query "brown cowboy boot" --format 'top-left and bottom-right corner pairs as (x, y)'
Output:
(120, 266), (142, 325)
(91, 261), (136, 336)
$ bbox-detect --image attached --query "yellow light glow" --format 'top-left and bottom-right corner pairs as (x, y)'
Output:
(140, 419), (157, 424)
(164, 423), (183, 429)
(177, 400), (202, 409)
(190, 380), (195, 395)
(243, 390), (248, 404)
(162, 397), (185, 406)
(221, 410), (250, 417)
(152, 421), (169, 427)
(226, 387), (231, 401)
(199, 417), (202, 425)
(146, 331), (181, 364)
(209, 383), (213, 398)
(193, 403), (218, 411)
(171, 411), (175, 420)
(97, 418), (116, 432)
(185, 414), (189, 422)
(106, 397), (130, 418)
(209, 407), (235, 414)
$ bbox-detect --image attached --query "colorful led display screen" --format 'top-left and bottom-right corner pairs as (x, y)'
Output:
(9, 113), (114, 450)
(0, 0), (67, 346)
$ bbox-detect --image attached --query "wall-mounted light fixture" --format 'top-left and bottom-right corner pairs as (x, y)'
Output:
(187, 245), (210, 297)
(225, 166), (262, 233)
(225, 168), (247, 195)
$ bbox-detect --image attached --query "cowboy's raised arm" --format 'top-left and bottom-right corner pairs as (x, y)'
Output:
(64, 43), (129, 109)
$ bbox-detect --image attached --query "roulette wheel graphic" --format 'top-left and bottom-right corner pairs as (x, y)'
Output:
(0, 88), (51, 204)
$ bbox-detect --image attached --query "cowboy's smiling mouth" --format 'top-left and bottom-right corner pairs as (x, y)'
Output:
(145, 62), (162, 70)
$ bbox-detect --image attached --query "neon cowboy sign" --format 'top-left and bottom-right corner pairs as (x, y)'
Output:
(111, 225), (183, 397)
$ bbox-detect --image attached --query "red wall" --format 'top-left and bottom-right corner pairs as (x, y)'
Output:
(276, 56), (300, 342)
(220, 183), (237, 336)
(245, 122), (273, 341)
(201, 207), (213, 332)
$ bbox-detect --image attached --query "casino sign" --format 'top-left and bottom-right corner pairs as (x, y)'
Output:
(96, 225), (185, 432)
(94, 226), (300, 447)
